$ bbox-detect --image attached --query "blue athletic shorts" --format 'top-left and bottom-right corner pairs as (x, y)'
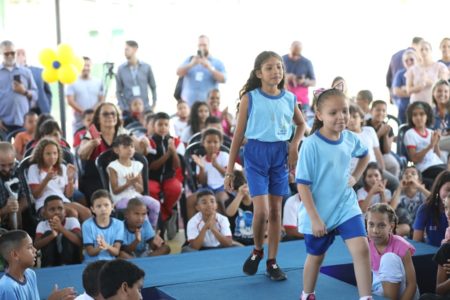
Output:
(244, 139), (289, 197)
(304, 214), (366, 255)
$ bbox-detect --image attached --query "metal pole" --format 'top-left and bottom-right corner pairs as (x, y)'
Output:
(55, 0), (66, 138)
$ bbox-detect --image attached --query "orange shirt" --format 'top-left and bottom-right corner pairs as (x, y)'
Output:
(13, 131), (33, 156)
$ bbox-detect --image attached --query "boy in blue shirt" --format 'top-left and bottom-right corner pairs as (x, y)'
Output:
(0, 229), (76, 299)
(120, 198), (170, 258)
(82, 189), (124, 262)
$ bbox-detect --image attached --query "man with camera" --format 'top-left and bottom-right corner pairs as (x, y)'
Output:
(176, 35), (226, 106)
(282, 41), (316, 112)
(0, 40), (37, 135)
(116, 40), (157, 115)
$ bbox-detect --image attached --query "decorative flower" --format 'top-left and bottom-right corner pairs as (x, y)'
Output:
(39, 44), (83, 84)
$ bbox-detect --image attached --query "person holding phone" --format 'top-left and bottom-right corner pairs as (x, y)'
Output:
(176, 35), (227, 107)
(0, 40), (37, 134)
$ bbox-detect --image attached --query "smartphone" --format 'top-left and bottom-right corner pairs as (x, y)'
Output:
(13, 74), (21, 83)
(88, 124), (100, 139)
(197, 49), (203, 58)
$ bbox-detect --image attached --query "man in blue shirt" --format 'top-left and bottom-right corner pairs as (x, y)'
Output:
(176, 35), (226, 106)
(0, 40), (37, 134)
(116, 40), (157, 115)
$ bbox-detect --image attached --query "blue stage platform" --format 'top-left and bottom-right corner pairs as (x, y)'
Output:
(29, 239), (437, 299)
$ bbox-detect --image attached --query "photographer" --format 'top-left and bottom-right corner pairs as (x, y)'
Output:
(176, 35), (226, 107)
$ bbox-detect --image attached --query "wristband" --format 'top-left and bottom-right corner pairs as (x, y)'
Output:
(224, 173), (235, 178)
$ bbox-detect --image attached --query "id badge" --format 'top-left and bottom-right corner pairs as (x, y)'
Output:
(195, 72), (204, 82)
(132, 85), (141, 96)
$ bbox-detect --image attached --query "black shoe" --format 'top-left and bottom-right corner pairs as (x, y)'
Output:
(165, 211), (178, 240)
(243, 251), (262, 275)
(265, 263), (287, 281)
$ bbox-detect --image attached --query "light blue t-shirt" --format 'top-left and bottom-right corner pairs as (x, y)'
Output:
(296, 130), (368, 234)
(180, 56), (226, 106)
(123, 219), (155, 256)
(0, 269), (40, 300)
(82, 217), (124, 263)
(245, 88), (296, 142)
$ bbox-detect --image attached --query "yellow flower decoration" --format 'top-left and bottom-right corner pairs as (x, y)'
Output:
(39, 44), (84, 84)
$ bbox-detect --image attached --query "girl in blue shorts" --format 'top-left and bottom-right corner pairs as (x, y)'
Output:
(296, 85), (372, 300)
(225, 51), (306, 281)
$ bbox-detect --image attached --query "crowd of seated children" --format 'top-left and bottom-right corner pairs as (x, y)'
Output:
(13, 111), (37, 160)
(107, 134), (160, 228)
(120, 198), (170, 258)
(224, 170), (254, 246)
(390, 165), (429, 237)
(82, 189), (123, 263)
(357, 162), (392, 213)
(183, 189), (233, 252)
(147, 112), (183, 236)
(34, 195), (82, 267)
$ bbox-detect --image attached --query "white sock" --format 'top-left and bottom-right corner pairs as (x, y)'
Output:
(301, 291), (315, 300)
(359, 296), (372, 300)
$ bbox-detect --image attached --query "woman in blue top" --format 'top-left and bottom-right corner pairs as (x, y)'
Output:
(296, 85), (372, 300)
(225, 51), (306, 281)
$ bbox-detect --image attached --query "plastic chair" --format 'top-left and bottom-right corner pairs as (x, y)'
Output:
(187, 131), (232, 148)
(396, 124), (411, 161)
(6, 128), (26, 143)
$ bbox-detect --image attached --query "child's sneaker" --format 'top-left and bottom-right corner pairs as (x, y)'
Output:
(305, 294), (316, 300)
(243, 249), (263, 275)
(265, 262), (287, 281)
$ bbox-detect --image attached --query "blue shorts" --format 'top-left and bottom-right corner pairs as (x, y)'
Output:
(304, 214), (366, 255)
(244, 139), (289, 197)
(208, 185), (225, 194)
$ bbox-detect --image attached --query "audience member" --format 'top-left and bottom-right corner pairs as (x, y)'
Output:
(392, 49), (418, 124)
(356, 90), (373, 121)
(0, 230), (76, 300)
(183, 189), (233, 252)
(0, 40), (37, 134)
(432, 79), (450, 133)
(13, 111), (37, 160)
(82, 189), (123, 262)
(99, 259), (145, 300)
(283, 40), (316, 111)
(366, 100), (401, 178)
(108, 134), (160, 228)
(16, 48), (52, 115)
(176, 35), (226, 106)
(123, 97), (146, 127)
(407, 40), (449, 105)
(404, 101), (446, 188)
(116, 40), (157, 114)
(225, 170), (254, 245)
(390, 166), (429, 237)
(34, 195), (82, 267)
(66, 56), (104, 133)
(438, 37), (450, 70)
(73, 109), (94, 148)
(120, 198), (170, 258)
(357, 162), (391, 213)
(367, 204), (420, 300)
(74, 260), (108, 300)
(28, 138), (91, 221)
(282, 193), (304, 240)
(171, 101), (190, 137)
(207, 88), (233, 137)
(180, 101), (210, 144)
(413, 170), (450, 247)
(147, 112), (182, 236)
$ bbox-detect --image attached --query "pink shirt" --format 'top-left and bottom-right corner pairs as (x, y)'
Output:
(369, 234), (415, 272)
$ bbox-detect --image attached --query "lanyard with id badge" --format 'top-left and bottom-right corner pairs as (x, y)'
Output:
(130, 66), (141, 96)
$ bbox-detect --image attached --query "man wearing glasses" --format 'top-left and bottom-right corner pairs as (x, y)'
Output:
(0, 40), (37, 134)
